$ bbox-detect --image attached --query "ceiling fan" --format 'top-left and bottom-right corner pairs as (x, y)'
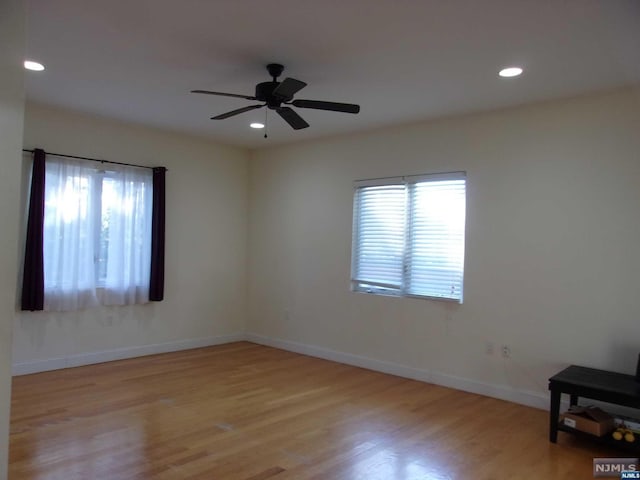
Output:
(191, 63), (360, 130)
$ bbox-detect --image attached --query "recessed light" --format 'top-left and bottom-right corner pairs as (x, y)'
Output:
(250, 122), (264, 129)
(24, 60), (45, 71)
(499, 67), (523, 78)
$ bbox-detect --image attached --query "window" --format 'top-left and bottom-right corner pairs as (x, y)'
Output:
(43, 156), (153, 311)
(351, 172), (466, 302)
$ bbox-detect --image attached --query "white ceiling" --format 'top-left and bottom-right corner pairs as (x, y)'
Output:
(24, 0), (640, 149)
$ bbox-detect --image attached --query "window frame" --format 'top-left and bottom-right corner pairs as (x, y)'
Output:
(351, 171), (467, 303)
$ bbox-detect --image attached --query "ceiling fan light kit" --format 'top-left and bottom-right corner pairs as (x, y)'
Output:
(191, 63), (360, 132)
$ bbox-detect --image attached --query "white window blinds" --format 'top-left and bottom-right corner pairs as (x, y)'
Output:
(351, 172), (466, 302)
(352, 181), (406, 291)
(406, 176), (466, 300)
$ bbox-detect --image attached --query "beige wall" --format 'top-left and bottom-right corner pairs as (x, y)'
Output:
(248, 87), (640, 406)
(14, 103), (249, 368)
(10, 86), (640, 418)
(0, 0), (25, 477)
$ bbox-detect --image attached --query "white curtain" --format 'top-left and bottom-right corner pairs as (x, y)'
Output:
(43, 156), (152, 311)
(100, 164), (152, 305)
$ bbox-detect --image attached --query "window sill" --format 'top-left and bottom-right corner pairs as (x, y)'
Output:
(351, 288), (462, 304)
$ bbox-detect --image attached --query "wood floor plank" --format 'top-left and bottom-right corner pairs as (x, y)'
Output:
(9, 342), (618, 479)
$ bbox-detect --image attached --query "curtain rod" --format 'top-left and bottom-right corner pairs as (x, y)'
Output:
(22, 149), (166, 171)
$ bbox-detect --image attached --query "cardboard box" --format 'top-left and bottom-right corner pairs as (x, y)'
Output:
(560, 406), (614, 437)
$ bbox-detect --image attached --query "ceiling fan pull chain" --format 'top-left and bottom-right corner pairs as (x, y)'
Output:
(264, 108), (268, 139)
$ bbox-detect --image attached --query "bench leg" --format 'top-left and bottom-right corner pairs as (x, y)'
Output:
(549, 389), (561, 443)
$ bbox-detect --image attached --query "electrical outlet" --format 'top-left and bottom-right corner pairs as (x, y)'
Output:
(485, 342), (494, 355)
(501, 345), (511, 359)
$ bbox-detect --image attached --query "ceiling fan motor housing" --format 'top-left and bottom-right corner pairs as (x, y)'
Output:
(255, 81), (287, 109)
(258, 63), (291, 109)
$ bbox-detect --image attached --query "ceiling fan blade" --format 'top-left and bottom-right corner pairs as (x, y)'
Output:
(211, 104), (264, 120)
(291, 99), (360, 114)
(272, 78), (307, 100)
(276, 107), (309, 130)
(192, 89), (257, 100)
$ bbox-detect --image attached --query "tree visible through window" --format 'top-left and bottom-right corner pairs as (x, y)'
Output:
(351, 172), (466, 302)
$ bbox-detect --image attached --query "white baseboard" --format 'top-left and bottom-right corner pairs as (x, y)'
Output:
(13, 331), (555, 412)
(245, 332), (551, 411)
(12, 333), (245, 376)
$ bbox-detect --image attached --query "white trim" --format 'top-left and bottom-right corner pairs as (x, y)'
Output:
(407, 171), (466, 183)
(12, 333), (245, 376)
(354, 176), (404, 187)
(13, 331), (560, 413)
(354, 171), (466, 187)
(245, 332), (551, 411)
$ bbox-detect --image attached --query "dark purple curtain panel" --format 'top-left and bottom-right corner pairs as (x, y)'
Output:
(21, 148), (46, 311)
(149, 167), (166, 301)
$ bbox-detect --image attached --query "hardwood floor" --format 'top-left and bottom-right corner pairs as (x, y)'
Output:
(10, 342), (614, 479)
